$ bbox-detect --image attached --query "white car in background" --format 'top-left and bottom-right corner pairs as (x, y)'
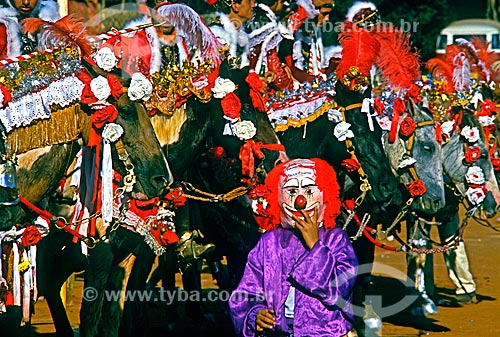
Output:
(436, 18), (500, 56)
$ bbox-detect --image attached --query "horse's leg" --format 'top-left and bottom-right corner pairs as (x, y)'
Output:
(406, 218), (439, 316)
(96, 228), (142, 337)
(79, 240), (114, 337)
(118, 241), (156, 337)
(436, 210), (477, 300)
(38, 231), (87, 337)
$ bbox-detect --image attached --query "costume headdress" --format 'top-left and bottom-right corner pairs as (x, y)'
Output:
(346, 1), (379, 28)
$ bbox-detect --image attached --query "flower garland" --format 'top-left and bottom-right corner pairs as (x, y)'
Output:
(459, 126), (489, 205)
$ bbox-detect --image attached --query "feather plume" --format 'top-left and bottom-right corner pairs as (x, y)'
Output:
(426, 57), (454, 94)
(336, 21), (380, 79)
(156, 3), (223, 66)
(22, 15), (92, 57)
(373, 29), (420, 90)
(452, 52), (471, 91)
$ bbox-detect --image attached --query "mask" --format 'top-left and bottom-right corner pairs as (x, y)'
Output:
(278, 159), (325, 228)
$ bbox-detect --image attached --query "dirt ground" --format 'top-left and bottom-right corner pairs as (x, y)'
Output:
(15, 206), (500, 336)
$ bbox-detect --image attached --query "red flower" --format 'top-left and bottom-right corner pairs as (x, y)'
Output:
(107, 74), (123, 100)
(478, 99), (497, 117)
(464, 147), (482, 164)
(21, 226), (42, 247)
(341, 158), (361, 172)
(164, 187), (187, 208)
(399, 117), (417, 137)
(492, 157), (500, 171)
(221, 92), (241, 119)
(406, 179), (426, 197)
(373, 97), (384, 115)
(0, 85), (12, 108)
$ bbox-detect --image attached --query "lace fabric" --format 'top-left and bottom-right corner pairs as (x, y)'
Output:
(0, 75), (85, 132)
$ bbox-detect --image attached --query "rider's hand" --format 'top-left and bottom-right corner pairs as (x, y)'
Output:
(292, 208), (319, 249)
(256, 308), (275, 332)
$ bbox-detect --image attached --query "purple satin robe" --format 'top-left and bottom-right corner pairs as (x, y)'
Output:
(229, 227), (358, 337)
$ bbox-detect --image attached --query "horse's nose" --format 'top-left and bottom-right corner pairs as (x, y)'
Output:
(433, 198), (444, 212)
(150, 175), (171, 196)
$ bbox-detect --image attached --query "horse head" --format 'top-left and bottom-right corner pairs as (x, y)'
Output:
(443, 111), (499, 218)
(383, 100), (445, 215)
(335, 81), (403, 208)
(80, 59), (172, 200)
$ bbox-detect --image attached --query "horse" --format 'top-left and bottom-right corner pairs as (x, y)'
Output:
(0, 55), (173, 337)
(117, 60), (285, 336)
(404, 109), (500, 316)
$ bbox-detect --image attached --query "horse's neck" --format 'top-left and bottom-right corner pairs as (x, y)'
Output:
(17, 143), (78, 205)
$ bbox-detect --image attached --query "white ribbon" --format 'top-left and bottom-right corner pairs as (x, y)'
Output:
(30, 246), (37, 301)
(13, 242), (20, 306)
(362, 98), (375, 131)
(223, 116), (238, 136)
(22, 249), (31, 322)
(101, 123), (124, 226)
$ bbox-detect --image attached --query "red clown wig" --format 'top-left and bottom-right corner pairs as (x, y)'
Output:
(261, 158), (341, 230)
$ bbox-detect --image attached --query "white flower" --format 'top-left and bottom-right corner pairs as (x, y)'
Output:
(327, 109), (343, 123)
(465, 187), (487, 205)
(128, 72), (153, 101)
(102, 123), (124, 143)
(231, 120), (257, 140)
(441, 120), (455, 138)
(211, 77), (236, 99)
(333, 122), (354, 141)
(398, 156), (416, 169)
(478, 115), (495, 127)
(90, 75), (111, 102)
(93, 47), (118, 72)
(466, 166), (485, 185)
(460, 125), (480, 143)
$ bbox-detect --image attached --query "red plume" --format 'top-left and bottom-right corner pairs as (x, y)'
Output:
(470, 37), (500, 69)
(22, 15), (93, 58)
(426, 57), (454, 94)
(373, 29), (421, 90)
(336, 21), (380, 79)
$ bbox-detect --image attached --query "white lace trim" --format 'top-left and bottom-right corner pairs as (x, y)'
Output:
(0, 75), (85, 133)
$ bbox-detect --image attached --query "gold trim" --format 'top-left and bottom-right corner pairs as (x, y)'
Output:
(274, 101), (338, 132)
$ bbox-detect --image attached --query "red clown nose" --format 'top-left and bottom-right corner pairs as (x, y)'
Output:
(294, 195), (307, 210)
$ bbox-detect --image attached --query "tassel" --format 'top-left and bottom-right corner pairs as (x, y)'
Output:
(389, 98), (405, 143)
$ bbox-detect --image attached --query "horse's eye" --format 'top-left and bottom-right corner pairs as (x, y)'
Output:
(423, 144), (433, 152)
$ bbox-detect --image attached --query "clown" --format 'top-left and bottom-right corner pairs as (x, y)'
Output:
(229, 158), (358, 337)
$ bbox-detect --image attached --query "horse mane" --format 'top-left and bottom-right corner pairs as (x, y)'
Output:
(150, 108), (188, 146)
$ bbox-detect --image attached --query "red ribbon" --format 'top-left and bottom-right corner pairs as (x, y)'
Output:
(388, 98), (406, 143)
(88, 105), (118, 147)
(239, 140), (285, 178)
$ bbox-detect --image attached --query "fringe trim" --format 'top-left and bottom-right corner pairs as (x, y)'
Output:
(6, 105), (83, 155)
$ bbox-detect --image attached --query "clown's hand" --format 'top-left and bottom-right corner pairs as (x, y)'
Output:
(292, 208), (319, 249)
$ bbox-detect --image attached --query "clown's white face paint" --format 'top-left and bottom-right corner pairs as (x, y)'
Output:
(279, 159), (325, 228)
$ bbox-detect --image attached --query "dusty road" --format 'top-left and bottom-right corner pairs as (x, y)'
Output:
(20, 207), (500, 336)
